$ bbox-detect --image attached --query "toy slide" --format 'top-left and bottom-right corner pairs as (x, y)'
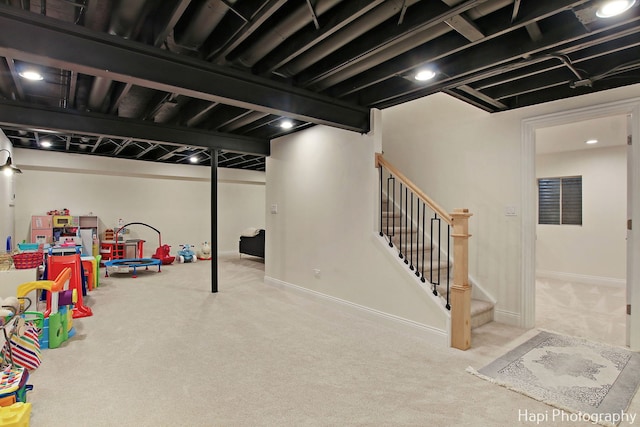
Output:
(47, 254), (91, 318)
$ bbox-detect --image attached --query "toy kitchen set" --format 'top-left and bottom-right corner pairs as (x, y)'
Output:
(31, 209), (99, 256)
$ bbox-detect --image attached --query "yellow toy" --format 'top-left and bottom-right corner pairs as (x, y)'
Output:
(0, 402), (31, 426)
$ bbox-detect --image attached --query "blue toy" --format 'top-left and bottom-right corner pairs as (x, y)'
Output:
(177, 244), (197, 264)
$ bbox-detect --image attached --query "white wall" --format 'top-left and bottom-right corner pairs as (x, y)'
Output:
(381, 85), (640, 325)
(265, 124), (448, 335)
(12, 148), (265, 255)
(0, 132), (16, 250)
(535, 146), (627, 282)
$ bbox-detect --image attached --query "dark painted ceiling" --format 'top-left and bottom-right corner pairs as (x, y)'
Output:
(0, 0), (639, 171)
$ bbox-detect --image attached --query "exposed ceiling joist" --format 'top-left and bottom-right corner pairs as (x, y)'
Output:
(0, 4), (370, 133)
(444, 14), (484, 42)
(361, 12), (640, 108)
(253, 0), (385, 76)
(153, 0), (192, 48)
(0, 101), (270, 156)
(3, 56), (25, 99)
(327, 0), (593, 99)
(1, 0), (639, 172)
(207, 0), (288, 63)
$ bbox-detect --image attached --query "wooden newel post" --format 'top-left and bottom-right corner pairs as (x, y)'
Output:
(450, 208), (472, 350)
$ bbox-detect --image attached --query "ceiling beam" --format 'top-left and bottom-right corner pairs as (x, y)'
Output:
(0, 101), (270, 156)
(0, 4), (370, 133)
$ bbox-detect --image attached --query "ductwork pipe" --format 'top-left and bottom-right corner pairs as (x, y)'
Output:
(174, 0), (234, 49)
(88, 0), (149, 112)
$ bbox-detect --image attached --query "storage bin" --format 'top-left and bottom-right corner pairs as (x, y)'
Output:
(11, 252), (43, 270)
(0, 253), (12, 271)
(16, 243), (39, 252)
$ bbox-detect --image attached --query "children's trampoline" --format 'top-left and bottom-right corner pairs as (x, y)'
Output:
(106, 222), (165, 278)
(104, 258), (161, 278)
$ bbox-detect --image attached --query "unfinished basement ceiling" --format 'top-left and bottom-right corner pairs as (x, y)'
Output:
(0, 0), (639, 171)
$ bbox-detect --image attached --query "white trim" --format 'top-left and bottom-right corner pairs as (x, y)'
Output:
(521, 119), (537, 328)
(494, 309), (521, 326)
(536, 270), (626, 288)
(264, 275), (450, 348)
(219, 250), (239, 256)
(522, 97), (640, 350)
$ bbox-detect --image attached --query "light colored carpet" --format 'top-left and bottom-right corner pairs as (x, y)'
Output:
(24, 256), (639, 426)
(470, 331), (640, 426)
(536, 277), (626, 348)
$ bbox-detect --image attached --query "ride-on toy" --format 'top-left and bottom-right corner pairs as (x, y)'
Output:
(152, 244), (175, 265)
(178, 244), (197, 263)
(197, 242), (212, 260)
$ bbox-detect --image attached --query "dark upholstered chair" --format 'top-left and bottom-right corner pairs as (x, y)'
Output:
(239, 229), (265, 258)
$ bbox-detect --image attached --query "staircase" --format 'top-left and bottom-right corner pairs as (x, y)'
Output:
(381, 201), (494, 329)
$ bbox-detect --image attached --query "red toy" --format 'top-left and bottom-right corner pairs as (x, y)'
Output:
(113, 222), (174, 265)
(152, 244), (175, 265)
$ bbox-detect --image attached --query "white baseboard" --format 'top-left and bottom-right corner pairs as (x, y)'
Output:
(494, 309), (521, 327)
(218, 250), (238, 256)
(536, 270), (625, 288)
(264, 276), (450, 348)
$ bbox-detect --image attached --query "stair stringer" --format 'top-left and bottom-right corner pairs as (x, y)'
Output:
(373, 233), (452, 346)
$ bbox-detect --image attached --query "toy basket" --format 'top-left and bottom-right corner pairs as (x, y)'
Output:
(0, 252), (12, 271)
(11, 251), (43, 270)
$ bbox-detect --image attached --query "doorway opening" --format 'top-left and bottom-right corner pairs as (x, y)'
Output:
(521, 98), (640, 350)
(534, 115), (628, 347)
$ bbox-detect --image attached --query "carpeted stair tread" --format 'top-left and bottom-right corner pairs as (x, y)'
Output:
(380, 199), (495, 331)
(470, 299), (494, 317)
(388, 235), (434, 250)
(433, 289), (494, 329)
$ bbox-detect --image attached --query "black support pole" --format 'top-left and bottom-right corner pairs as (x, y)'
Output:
(211, 149), (218, 293)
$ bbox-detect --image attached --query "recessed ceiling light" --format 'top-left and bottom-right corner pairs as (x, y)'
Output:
(414, 69), (436, 81)
(585, 139), (598, 144)
(596, 0), (636, 17)
(189, 156), (199, 163)
(18, 70), (44, 81)
(280, 120), (293, 129)
(40, 141), (52, 148)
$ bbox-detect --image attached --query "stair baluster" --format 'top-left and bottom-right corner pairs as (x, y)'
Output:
(375, 153), (475, 350)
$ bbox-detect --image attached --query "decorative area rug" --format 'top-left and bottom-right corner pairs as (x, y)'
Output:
(467, 331), (640, 426)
